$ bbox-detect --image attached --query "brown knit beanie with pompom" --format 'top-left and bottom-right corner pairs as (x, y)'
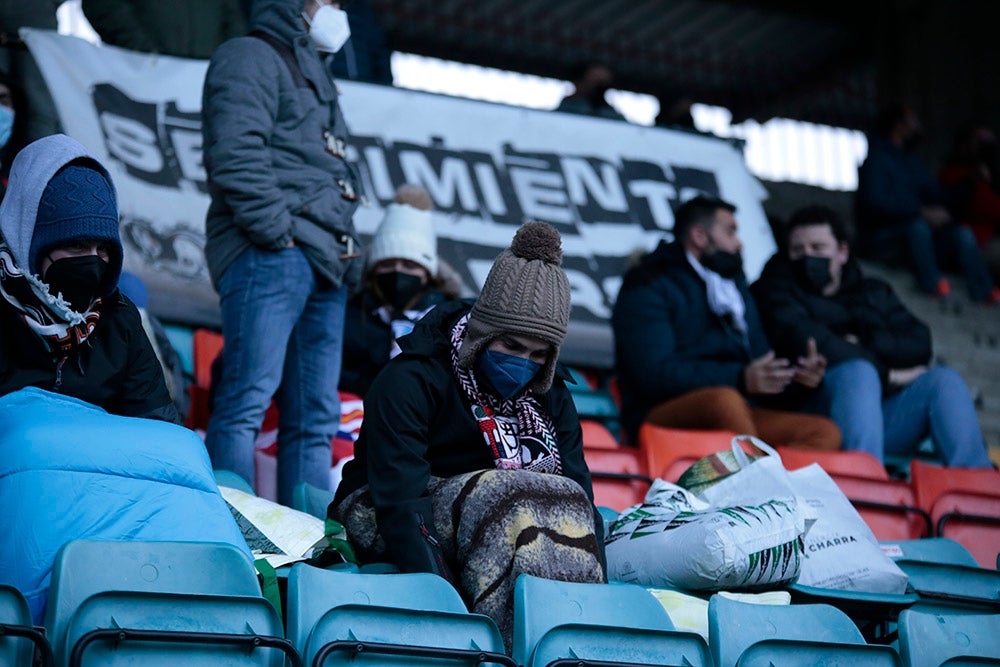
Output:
(458, 221), (571, 394)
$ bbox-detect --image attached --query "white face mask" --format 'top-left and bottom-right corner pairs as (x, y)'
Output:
(303, 4), (351, 54)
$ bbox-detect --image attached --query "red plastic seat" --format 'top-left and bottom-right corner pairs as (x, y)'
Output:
(775, 447), (890, 481)
(831, 474), (930, 540)
(638, 424), (737, 482)
(910, 460), (1000, 567)
(185, 329), (225, 430)
(581, 419), (618, 449)
(583, 447), (651, 512)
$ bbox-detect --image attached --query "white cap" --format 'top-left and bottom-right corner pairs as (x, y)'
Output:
(367, 203), (438, 276)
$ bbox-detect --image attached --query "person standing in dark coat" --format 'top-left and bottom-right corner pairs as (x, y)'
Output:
(752, 205), (991, 467)
(0, 134), (177, 423)
(612, 195), (839, 449)
(333, 222), (605, 651)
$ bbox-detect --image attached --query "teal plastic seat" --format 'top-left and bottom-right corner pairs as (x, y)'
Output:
(45, 540), (297, 666)
(1, 583), (53, 667)
(708, 594), (902, 667)
(895, 559), (1000, 614)
(214, 469), (256, 495)
(292, 482), (335, 520)
(898, 609), (1000, 666)
(881, 538), (979, 567)
(286, 564), (513, 666)
(513, 574), (710, 667)
(566, 368), (619, 420)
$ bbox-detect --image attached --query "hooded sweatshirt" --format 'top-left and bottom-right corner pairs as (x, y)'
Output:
(201, 0), (362, 289)
(0, 134), (178, 422)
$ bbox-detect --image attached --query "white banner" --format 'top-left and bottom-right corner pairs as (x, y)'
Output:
(24, 29), (773, 367)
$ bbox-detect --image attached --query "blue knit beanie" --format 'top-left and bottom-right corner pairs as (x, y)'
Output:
(29, 164), (123, 292)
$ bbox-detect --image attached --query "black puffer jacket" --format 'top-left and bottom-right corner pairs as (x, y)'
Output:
(333, 300), (603, 574)
(751, 254), (932, 391)
(0, 293), (179, 422)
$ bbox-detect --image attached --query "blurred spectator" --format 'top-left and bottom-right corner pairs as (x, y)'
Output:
(0, 1), (62, 154)
(655, 91), (696, 131)
(328, 0), (392, 85)
(340, 184), (458, 397)
(81, 0), (246, 59)
(752, 206), (992, 467)
(856, 102), (998, 304)
(939, 122), (1000, 285)
(556, 61), (625, 121)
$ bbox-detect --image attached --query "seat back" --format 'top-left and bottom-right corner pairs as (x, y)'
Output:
(0, 584), (50, 667)
(192, 329), (225, 390)
(45, 540), (264, 664)
(708, 594), (892, 667)
(881, 538), (979, 568)
(291, 482), (336, 520)
(776, 447), (890, 480)
(287, 565), (506, 666)
(214, 469), (256, 495)
(513, 574), (705, 667)
(638, 425), (737, 481)
(833, 475), (930, 540)
(910, 459), (1000, 510)
(580, 420), (619, 449)
(895, 560), (1000, 614)
(929, 491), (1000, 568)
(899, 609), (1000, 667)
(583, 446), (651, 511)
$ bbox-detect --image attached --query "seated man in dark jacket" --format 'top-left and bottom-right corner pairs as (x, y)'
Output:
(0, 134), (178, 423)
(752, 205), (991, 467)
(612, 195), (840, 449)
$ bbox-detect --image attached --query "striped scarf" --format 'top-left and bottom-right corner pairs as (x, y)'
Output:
(0, 240), (102, 357)
(449, 313), (561, 474)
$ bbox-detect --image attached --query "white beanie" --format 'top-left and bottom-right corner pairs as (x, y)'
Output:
(367, 203), (438, 276)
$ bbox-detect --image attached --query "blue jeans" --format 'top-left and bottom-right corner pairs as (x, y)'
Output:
(807, 359), (991, 467)
(862, 219), (994, 300)
(205, 246), (347, 504)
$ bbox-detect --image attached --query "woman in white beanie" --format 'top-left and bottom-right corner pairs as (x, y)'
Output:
(333, 221), (605, 651)
(340, 184), (460, 396)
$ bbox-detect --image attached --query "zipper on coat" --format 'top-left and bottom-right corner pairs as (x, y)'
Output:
(54, 357), (67, 392)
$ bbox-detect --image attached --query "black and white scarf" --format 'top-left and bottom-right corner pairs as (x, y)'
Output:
(449, 313), (562, 474)
(0, 240), (102, 358)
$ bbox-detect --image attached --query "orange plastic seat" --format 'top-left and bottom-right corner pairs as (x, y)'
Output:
(581, 419), (619, 449)
(910, 460), (1000, 567)
(831, 474), (931, 540)
(776, 447), (890, 481)
(583, 447), (651, 512)
(638, 424), (737, 482)
(185, 329), (225, 430)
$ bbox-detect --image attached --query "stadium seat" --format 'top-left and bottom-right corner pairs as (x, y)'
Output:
(708, 594), (902, 667)
(291, 482), (335, 520)
(580, 419), (619, 449)
(45, 540), (295, 667)
(566, 368), (620, 420)
(894, 559), (1000, 615)
(775, 447), (890, 480)
(638, 425), (737, 481)
(832, 475), (931, 540)
(185, 328), (225, 430)
(583, 446), (652, 511)
(898, 609), (1000, 667)
(909, 460), (1000, 567)
(286, 564), (512, 666)
(513, 574), (710, 667)
(0, 584), (53, 667)
(214, 469), (256, 495)
(880, 538), (979, 567)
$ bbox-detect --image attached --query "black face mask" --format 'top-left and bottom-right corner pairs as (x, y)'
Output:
(701, 249), (743, 280)
(791, 256), (833, 293)
(375, 271), (425, 312)
(44, 255), (108, 312)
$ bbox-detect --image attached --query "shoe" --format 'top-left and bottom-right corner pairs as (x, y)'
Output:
(934, 278), (951, 298)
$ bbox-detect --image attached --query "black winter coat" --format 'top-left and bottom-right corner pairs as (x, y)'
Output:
(0, 293), (179, 422)
(751, 254), (932, 391)
(612, 240), (771, 443)
(334, 300), (603, 573)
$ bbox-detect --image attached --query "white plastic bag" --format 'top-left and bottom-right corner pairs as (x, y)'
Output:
(788, 464), (909, 594)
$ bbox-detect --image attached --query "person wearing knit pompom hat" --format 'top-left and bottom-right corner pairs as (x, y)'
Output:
(0, 134), (177, 422)
(333, 221), (605, 651)
(339, 184), (461, 397)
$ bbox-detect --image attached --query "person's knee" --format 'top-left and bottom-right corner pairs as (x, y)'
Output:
(827, 359), (881, 395)
(922, 366), (969, 395)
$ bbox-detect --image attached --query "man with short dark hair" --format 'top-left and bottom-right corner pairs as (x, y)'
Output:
(612, 195), (840, 450)
(752, 205), (992, 467)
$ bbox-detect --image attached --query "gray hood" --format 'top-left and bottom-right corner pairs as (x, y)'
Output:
(0, 134), (122, 284)
(250, 0), (309, 43)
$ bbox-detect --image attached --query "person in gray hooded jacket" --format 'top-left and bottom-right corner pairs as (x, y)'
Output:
(201, 0), (362, 504)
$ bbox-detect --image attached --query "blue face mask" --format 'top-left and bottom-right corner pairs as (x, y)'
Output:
(477, 349), (542, 399)
(0, 106), (14, 150)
